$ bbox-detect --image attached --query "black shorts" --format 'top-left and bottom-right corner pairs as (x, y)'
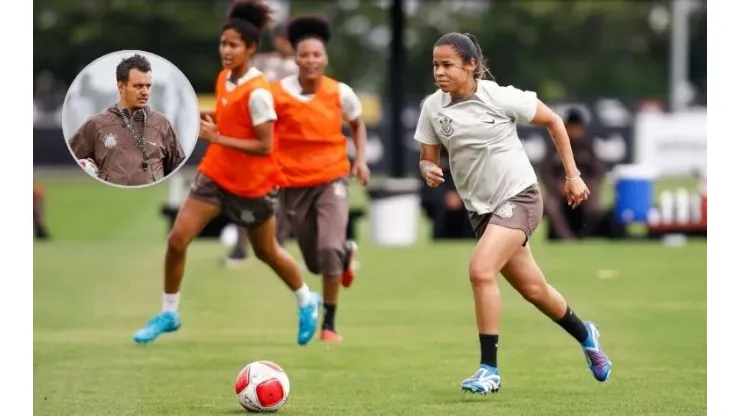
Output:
(189, 172), (277, 229)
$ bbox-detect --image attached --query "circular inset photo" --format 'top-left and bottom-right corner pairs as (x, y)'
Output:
(62, 50), (200, 188)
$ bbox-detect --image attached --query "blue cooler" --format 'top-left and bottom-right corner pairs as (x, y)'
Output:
(612, 164), (655, 224)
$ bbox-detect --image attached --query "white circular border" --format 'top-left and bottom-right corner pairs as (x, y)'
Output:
(61, 49), (200, 190)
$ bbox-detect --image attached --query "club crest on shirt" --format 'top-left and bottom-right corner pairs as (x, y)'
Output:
(494, 201), (516, 219)
(436, 114), (454, 138)
(104, 133), (117, 148)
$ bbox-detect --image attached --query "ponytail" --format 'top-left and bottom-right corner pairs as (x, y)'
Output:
(463, 32), (492, 80)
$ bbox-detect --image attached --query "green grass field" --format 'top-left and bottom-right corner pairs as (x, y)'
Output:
(33, 172), (707, 415)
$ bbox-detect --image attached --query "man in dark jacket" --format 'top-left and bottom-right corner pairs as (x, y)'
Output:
(68, 54), (185, 187)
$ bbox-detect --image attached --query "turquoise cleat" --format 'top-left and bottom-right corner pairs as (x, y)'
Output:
(582, 321), (612, 382)
(461, 364), (501, 395)
(297, 292), (321, 346)
(133, 311), (181, 344)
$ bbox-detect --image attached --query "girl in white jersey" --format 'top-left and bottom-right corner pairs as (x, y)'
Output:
(415, 32), (612, 394)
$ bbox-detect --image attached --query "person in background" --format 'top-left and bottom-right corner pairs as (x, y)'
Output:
(34, 185), (51, 240)
(252, 22), (299, 81)
(270, 15), (369, 342)
(540, 109), (626, 240)
(225, 20), (299, 268)
(420, 149), (476, 240)
(133, 0), (321, 346)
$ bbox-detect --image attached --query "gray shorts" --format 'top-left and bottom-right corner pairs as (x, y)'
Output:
(280, 177), (349, 276)
(468, 184), (543, 245)
(189, 172), (277, 229)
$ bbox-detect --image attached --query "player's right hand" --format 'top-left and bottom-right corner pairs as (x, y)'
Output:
(422, 164), (445, 188)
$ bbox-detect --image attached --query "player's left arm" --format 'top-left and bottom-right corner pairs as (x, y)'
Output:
(501, 85), (579, 179)
(529, 102), (579, 180)
(503, 85), (588, 206)
(340, 83), (370, 185)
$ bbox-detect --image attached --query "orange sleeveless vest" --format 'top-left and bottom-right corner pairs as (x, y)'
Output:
(272, 76), (349, 188)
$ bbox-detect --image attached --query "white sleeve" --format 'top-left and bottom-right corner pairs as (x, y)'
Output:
(248, 88), (277, 126)
(500, 85), (539, 123)
(413, 96), (440, 145)
(338, 82), (363, 122)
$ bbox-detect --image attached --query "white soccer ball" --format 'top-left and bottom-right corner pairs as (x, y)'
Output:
(234, 361), (291, 413)
(78, 158), (99, 177)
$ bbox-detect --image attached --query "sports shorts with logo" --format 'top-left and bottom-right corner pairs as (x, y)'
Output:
(468, 184), (543, 245)
(189, 172), (277, 229)
(279, 177), (349, 276)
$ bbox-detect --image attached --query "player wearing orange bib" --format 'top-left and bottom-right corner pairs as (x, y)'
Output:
(133, 0), (321, 346)
(272, 15), (370, 342)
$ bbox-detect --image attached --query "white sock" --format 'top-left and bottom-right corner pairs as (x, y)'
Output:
(294, 284), (311, 308)
(162, 293), (180, 313)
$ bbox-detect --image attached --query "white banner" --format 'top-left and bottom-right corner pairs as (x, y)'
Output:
(633, 109), (707, 177)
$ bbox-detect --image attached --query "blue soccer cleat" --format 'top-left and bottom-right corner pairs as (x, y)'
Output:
(461, 364), (501, 395)
(133, 311), (181, 344)
(297, 292), (321, 346)
(582, 321), (612, 382)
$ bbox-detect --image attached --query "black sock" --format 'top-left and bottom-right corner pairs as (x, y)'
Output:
(322, 304), (336, 331)
(555, 307), (589, 344)
(479, 334), (499, 368)
(35, 226), (49, 240)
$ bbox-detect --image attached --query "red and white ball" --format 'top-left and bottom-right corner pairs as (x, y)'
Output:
(234, 361), (290, 413)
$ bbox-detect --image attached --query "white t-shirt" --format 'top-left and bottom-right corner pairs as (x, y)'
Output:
(414, 79), (539, 214)
(224, 67), (277, 126)
(276, 74), (363, 122)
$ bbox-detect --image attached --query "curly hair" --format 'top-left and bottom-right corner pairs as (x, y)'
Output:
(223, 0), (273, 46)
(287, 15), (331, 48)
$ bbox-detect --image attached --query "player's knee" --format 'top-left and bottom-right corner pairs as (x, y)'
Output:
(318, 245), (344, 277)
(167, 230), (189, 254)
(468, 260), (497, 286)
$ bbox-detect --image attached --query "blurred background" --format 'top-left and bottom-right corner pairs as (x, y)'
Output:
(33, 1), (708, 415)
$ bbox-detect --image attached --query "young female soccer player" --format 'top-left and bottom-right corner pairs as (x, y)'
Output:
(270, 15), (370, 342)
(415, 32), (612, 394)
(133, 0), (321, 346)
(224, 16), (299, 268)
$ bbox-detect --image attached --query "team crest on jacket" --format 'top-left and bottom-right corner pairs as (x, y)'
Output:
(494, 201), (516, 219)
(436, 114), (454, 138)
(104, 133), (117, 148)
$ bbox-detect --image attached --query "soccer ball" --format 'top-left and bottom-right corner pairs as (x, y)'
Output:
(234, 361), (290, 412)
(78, 158), (99, 177)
